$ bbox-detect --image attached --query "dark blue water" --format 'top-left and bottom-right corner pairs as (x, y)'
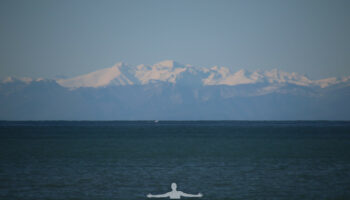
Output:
(1, 121), (350, 200)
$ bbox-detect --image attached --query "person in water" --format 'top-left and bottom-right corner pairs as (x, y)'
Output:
(147, 183), (202, 199)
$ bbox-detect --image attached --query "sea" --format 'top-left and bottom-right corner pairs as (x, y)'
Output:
(0, 121), (350, 200)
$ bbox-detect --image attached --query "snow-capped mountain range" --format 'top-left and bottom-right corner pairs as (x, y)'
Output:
(1, 60), (350, 120)
(3, 60), (349, 89)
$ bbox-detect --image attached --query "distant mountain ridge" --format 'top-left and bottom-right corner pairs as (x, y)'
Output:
(1, 60), (350, 120)
(4, 60), (348, 89)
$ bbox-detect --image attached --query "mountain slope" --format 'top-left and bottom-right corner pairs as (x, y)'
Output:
(57, 62), (134, 88)
(1, 60), (349, 120)
(53, 60), (350, 89)
(1, 81), (349, 120)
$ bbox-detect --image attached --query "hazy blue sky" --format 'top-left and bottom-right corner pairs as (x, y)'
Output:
(0, 0), (349, 79)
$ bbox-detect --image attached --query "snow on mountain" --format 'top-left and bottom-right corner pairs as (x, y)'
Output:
(57, 62), (134, 88)
(263, 69), (314, 86)
(314, 77), (339, 88)
(1, 61), (350, 120)
(1, 76), (41, 84)
(202, 67), (316, 87)
(27, 60), (349, 89)
(313, 76), (350, 88)
(134, 60), (187, 84)
(203, 67), (262, 86)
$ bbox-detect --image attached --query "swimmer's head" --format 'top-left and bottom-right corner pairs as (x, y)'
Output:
(171, 183), (177, 190)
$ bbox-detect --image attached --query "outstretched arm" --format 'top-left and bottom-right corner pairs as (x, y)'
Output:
(180, 191), (203, 198)
(147, 192), (170, 198)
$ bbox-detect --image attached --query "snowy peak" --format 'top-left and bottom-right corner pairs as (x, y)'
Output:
(260, 69), (312, 86)
(2, 76), (33, 84)
(135, 60), (187, 84)
(57, 62), (134, 88)
(202, 67), (314, 86)
(48, 61), (350, 89)
(203, 68), (260, 86)
(313, 76), (350, 88)
(1, 76), (47, 84)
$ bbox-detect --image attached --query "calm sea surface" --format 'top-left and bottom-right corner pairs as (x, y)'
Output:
(0, 121), (350, 200)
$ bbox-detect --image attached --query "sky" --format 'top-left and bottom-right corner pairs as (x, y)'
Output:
(0, 0), (349, 80)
